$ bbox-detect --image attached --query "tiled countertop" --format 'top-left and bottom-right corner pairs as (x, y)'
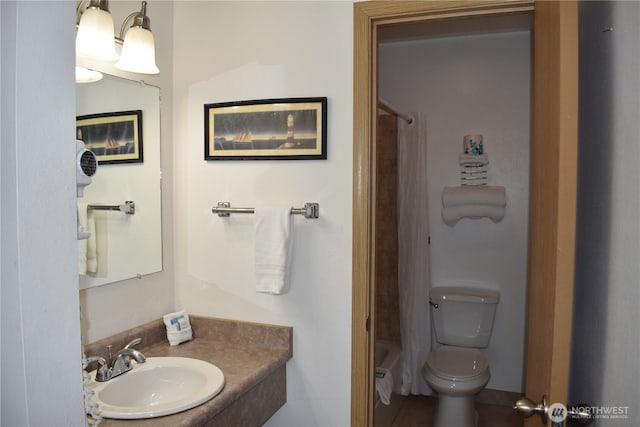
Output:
(84, 316), (293, 427)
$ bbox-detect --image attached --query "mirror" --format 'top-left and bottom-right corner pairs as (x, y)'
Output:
(77, 73), (162, 289)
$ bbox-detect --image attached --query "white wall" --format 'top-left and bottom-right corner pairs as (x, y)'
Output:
(379, 31), (530, 392)
(173, 2), (353, 426)
(570, 2), (640, 423)
(1, 1), (85, 425)
(79, 0), (175, 343)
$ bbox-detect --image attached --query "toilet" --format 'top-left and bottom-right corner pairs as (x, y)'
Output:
(422, 286), (499, 427)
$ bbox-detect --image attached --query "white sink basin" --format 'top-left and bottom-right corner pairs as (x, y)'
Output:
(89, 357), (225, 419)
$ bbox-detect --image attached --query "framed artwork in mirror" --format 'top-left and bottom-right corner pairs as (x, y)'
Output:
(204, 97), (327, 160)
(76, 110), (143, 164)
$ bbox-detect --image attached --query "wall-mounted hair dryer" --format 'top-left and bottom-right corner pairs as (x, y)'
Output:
(77, 139), (97, 197)
(77, 140), (98, 240)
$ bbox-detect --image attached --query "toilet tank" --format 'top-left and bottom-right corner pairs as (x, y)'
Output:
(430, 286), (499, 348)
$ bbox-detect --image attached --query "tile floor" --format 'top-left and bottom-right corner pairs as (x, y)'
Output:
(390, 395), (523, 427)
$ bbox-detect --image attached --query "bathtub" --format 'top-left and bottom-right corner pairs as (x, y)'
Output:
(375, 340), (404, 427)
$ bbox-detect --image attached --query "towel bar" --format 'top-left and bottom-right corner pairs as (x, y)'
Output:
(88, 201), (135, 215)
(212, 202), (319, 219)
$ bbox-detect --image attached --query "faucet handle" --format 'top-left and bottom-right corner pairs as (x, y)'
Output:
(85, 355), (110, 382)
(85, 355), (106, 367)
(124, 337), (142, 349)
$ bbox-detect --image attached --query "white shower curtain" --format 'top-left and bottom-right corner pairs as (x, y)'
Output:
(397, 112), (432, 396)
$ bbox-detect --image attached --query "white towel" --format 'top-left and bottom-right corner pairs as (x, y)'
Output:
(254, 207), (292, 295)
(442, 205), (505, 225)
(459, 153), (489, 165)
(375, 368), (394, 405)
(78, 203), (88, 274)
(86, 209), (97, 273)
(77, 203), (97, 274)
(442, 185), (506, 208)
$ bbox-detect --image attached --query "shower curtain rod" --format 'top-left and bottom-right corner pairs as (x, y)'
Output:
(378, 98), (414, 124)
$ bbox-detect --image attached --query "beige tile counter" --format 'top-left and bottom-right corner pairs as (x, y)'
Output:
(84, 316), (293, 427)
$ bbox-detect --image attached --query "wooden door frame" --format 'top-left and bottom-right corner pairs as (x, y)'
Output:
(526, 2), (578, 421)
(350, 1), (572, 425)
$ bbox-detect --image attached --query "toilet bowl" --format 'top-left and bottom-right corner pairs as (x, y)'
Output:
(423, 286), (499, 427)
(422, 346), (490, 427)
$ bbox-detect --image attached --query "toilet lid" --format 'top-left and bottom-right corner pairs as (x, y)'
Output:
(426, 346), (489, 381)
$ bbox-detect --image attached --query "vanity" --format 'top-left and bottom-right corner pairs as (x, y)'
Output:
(84, 316), (292, 426)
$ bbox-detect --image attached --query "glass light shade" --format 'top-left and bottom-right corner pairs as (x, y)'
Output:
(75, 67), (103, 83)
(76, 8), (118, 61)
(115, 27), (159, 74)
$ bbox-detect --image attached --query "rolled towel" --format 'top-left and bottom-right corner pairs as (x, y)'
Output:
(442, 185), (506, 208)
(459, 153), (489, 165)
(442, 205), (505, 225)
(375, 368), (394, 405)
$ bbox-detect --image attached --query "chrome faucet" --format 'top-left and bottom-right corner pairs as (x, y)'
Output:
(91, 338), (146, 382)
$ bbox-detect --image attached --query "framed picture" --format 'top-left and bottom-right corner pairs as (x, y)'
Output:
(204, 97), (327, 160)
(76, 110), (143, 164)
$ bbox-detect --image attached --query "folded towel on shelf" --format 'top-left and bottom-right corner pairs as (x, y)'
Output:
(442, 205), (505, 225)
(254, 207), (292, 295)
(375, 368), (394, 405)
(459, 153), (489, 165)
(442, 185), (506, 208)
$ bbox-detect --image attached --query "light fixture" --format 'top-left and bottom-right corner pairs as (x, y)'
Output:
(75, 0), (118, 61)
(75, 0), (159, 76)
(75, 67), (103, 84)
(115, 1), (159, 74)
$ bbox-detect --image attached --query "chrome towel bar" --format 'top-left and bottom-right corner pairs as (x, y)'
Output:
(212, 202), (319, 219)
(88, 201), (135, 215)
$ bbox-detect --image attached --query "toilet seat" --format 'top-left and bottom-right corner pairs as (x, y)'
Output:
(426, 346), (488, 382)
